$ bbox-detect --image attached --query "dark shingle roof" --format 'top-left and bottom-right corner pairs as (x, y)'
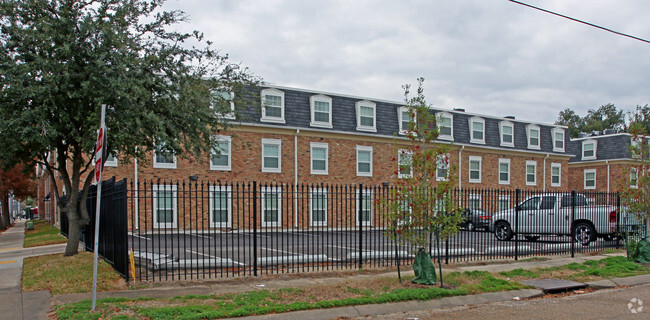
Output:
(568, 134), (633, 162)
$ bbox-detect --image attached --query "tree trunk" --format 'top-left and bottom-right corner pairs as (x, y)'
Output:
(64, 218), (82, 256)
(0, 193), (9, 230)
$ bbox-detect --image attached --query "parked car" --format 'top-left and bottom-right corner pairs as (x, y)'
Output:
(458, 208), (492, 231)
(489, 193), (629, 246)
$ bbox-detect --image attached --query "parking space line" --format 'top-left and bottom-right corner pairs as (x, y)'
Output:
(130, 234), (151, 241)
(186, 250), (244, 265)
(262, 247), (297, 255)
(191, 234), (212, 239)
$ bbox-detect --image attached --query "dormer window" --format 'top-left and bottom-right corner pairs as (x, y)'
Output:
(499, 121), (514, 147)
(355, 101), (376, 132)
(398, 107), (415, 135)
(212, 90), (235, 119)
(582, 139), (597, 160)
(260, 88), (285, 123)
(469, 117), (485, 144)
(437, 112), (453, 140)
(526, 124), (540, 150)
(552, 128), (565, 152)
(309, 95), (332, 128)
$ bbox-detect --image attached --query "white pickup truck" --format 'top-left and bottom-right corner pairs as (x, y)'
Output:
(489, 193), (621, 246)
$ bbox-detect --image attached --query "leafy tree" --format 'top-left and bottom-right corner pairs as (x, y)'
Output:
(0, 0), (259, 255)
(0, 163), (36, 230)
(555, 108), (584, 138)
(627, 105), (650, 135)
(556, 104), (625, 138)
(619, 122), (650, 238)
(380, 78), (463, 285)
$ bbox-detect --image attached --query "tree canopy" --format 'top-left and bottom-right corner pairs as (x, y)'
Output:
(0, 163), (35, 230)
(0, 0), (259, 255)
(555, 104), (626, 138)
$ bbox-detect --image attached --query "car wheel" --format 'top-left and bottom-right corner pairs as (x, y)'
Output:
(574, 222), (595, 246)
(467, 221), (475, 231)
(494, 221), (513, 241)
(525, 236), (540, 242)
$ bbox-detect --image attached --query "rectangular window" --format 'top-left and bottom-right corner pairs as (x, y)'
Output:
(262, 187), (282, 227)
(500, 122), (514, 147)
(527, 125), (540, 149)
(526, 161), (537, 186)
(584, 169), (596, 189)
(212, 90), (235, 119)
(469, 117), (485, 144)
(499, 158), (510, 185)
(311, 189), (328, 226)
(398, 107), (414, 135)
(631, 168), (638, 188)
(582, 140), (597, 160)
(209, 186), (232, 228)
(310, 142), (329, 175)
(356, 189), (373, 226)
(261, 139), (282, 173)
(469, 194), (481, 210)
(356, 146), (373, 177)
(153, 185), (177, 228)
(436, 154), (449, 181)
(553, 128), (565, 152)
(398, 150), (412, 179)
(498, 196), (510, 211)
(310, 95), (332, 128)
(153, 141), (176, 169)
(261, 88), (285, 123)
(104, 153), (118, 167)
(356, 101), (376, 132)
(437, 113), (453, 140)
(210, 136), (231, 171)
(551, 163), (561, 187)
(468, 156), (481, 183)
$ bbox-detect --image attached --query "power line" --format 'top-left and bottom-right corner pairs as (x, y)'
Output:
(508, 0), (650, 45)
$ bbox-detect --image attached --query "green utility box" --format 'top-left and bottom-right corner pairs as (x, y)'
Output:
(26, 221), (34, 230)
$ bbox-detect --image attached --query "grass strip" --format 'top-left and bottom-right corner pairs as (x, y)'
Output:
(23, 220), (67, 248)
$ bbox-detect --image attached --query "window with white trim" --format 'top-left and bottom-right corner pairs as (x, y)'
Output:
(209, 186), (232, 228)
(356, 101), (376, 132)
(261, 187), (282, 227)
(499, 158), (510, 185)
(582, 140), (597, 160)
(398, 149), (413, 179)
(212, 90), (235, 119)
(356, 189), (373, 226)
(398, 107), (415, 135)
(436, 154), (449, 181)
(584, 169), (596, 189)
(261, 139), (282, 173)
(468, 156), (482, 183)
(437, 112), (453, 140)
(310, 95), (332, 128)
(153, 141), (177, 169)
(153, 185), (177, 228)
(469, 117), (485, 144)
(526, 160), (537, 186)
(498, 195), (510, 211)
(310, 142), (328, 175)
(104, 153), (118, 167)
(551, 162), (561, 187)
(210, 135), (231, 171)
(499, 121), (514, 147)
(552, 128), (565, 152)
(260, 88), (285, 123)
(310, 188), (328, 226)
(526, 125), (540, 150)
(631, 168), (638, 188)
(469, 194), (481, 210)
(356, 146), (373, 177)
(398, 199), (412, 225)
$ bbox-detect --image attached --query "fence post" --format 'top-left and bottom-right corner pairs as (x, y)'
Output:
(571, 190), (576, 257)
(358, 183), (363, 270)
(252, 181), (258, 277)
(515, 189), (520, 261)
(616, 192), (621, 249)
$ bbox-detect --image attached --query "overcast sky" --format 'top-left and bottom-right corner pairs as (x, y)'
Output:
(162, 0), (650, 124)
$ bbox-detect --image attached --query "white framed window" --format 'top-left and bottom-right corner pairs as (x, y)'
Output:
(468, 156), (482, 183)
(499, 121), (514, 147)
(469, 117), (485, 144)
(436, 154), (449, 181)
(552, 128), (565, 152)
(582, 140), (597, 160)
(261, 138), (282, 173)
(631, 168), (638, 189)
(310, 95), (332, 128)
(310, 188), (328, 227)
(212, 90), (235, 120)
(104, 153), (118, 167)
(356, 101), (376, 132)
(526, 125), (541, 150)
(398, 149), (413, 179)
(260, 88), (285, 123)
(526, 160), (537, 186)
(356, 146), (373, 177)
(153, 141), (177, 169)
(261, 187), (282, 227)
(153, 185), (177, 228)
(584, 169), (596, 189)
(310, 142), (328, 175)
(356, 189), (373, 226)
(499, 158), (510, 185)
(498, 195), (510, 211)
(209, 186), (232, 228)
(551, 162), (562, 187)
(469, 194), (481, 210)
(398, 106), (415, 135)
(437, 112), (453, 141)
(210, 135), (231, 171)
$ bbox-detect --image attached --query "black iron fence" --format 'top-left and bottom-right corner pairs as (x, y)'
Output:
(126, 180), (647, 282)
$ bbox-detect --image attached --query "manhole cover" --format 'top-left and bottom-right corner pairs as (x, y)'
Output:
(521, 279), (587, 294)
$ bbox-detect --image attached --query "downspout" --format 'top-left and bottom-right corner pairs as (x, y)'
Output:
(543, 154), (549, 192)
(458, 146), (465, 190)
(606, 160), (610, 193)
(294, 129), (300, 228)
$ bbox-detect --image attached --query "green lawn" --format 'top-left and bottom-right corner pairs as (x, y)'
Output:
(23, 220), (67, 248)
